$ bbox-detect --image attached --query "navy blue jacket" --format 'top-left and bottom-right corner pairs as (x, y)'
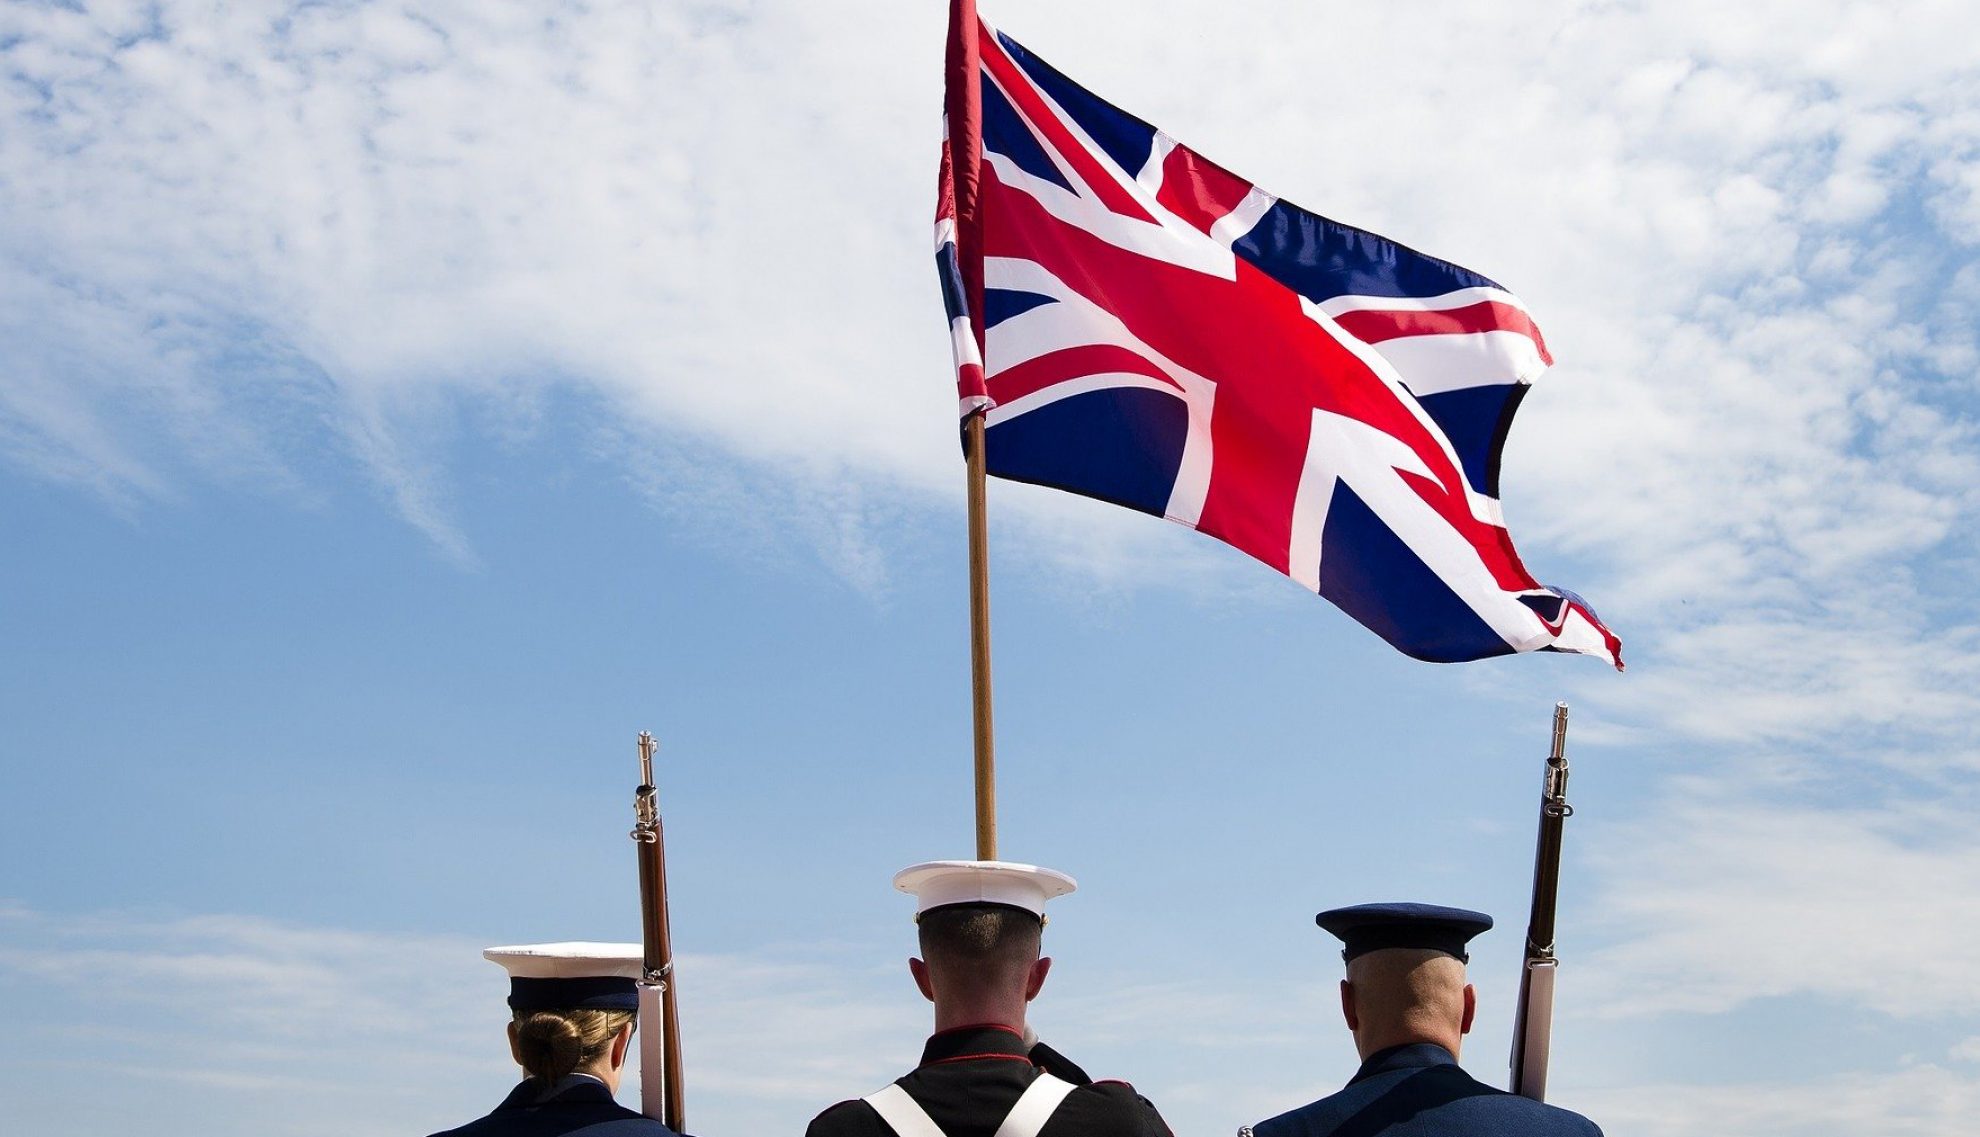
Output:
(1250, 1044), (1602, 1137)
(807, 1024), (1172, 1137)
(428, 1076), (684, 1137)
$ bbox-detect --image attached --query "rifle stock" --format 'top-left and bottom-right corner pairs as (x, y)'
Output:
(1509, 703), (1572, 1101)
(633, 732), (686, 1132)
(1511, 958), (1557, 1099)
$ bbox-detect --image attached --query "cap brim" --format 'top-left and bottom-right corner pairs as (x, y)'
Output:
(894, 859), (1077, 918)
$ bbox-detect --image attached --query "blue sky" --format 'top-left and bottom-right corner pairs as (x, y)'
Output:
(4, 2), (1980, 1135)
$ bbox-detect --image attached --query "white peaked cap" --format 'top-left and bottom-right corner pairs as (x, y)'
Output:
(483, 942), (644, 980)
(893, 860), (1078, 919)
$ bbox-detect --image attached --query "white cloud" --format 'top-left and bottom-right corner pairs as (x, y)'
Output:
(37, 899), (1980, 1136)
(8, 0), (1978, 758)
(0, 905), (922, 1136)
(1579, 1064), (1980, 1137)
(0, 906), (496, 1137)
(1578, 786), (1980, 1020)
(0, 904), (1333, 1137)
(0, 906), (492, 1058)
(1, 0), (959, 549)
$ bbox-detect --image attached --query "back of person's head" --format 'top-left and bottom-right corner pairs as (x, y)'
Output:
(917, 902), (1043, 997)
(511, 1007), (636, 1084)
(1344, 948), (1470, 1051)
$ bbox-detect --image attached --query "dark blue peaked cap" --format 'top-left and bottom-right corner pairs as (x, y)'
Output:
(1317, 902), (1493, 963)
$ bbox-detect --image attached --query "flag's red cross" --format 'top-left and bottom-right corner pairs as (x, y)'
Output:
(976, 47), (1533, 592)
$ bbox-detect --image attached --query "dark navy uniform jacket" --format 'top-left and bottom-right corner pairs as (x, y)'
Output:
(1250, 1044), (1602, 1137)
(806, 1024), (1174, 1137)
(428, 1075), (685, 1137)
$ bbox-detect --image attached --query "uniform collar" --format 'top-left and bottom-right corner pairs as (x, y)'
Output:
(1349, 1042), (1460, 1084)
(495, 1074), (615, 1111)
(919, 1023), (1031, 1066)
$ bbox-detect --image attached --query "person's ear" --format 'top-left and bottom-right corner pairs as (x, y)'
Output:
(507, 1020), (524, 1067)
(1339, 979), (1359, 1031)
(610, 1021), (635, 1069)
(1024, 956), (1053, 1002)
(909, 957), (936, 1003)
(1460, 983), (1476, 1035)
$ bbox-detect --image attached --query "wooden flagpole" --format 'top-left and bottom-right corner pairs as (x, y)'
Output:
(947, 0), (996, 862)
(965, 414), (997, 860)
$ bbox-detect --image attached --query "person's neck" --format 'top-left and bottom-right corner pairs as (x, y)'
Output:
(1355, 1026), (1462, 1062)
(932, 997), (1028, 1037)
(582, 1061), (622, 1095)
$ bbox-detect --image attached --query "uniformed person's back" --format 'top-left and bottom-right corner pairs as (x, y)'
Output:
(429, 943), (684, 1137)
(1243, 904), (1602, 1137)
(431, 1079), (668, 1137)
(805, 860), (1172, 1137)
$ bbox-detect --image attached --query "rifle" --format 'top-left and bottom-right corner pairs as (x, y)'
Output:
(1509, 702), (1573, 1101)
(631, 731), (687, 1131)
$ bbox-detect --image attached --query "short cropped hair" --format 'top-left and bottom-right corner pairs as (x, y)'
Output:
(1345, 948), (1467, 1035)
(917, 903), (1042, 992)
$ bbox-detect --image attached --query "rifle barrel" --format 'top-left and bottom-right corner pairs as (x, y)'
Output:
(1525, 703), (1571, 956)
(633, 733), (686, 1132)
(1510, 702), (1572, 1101)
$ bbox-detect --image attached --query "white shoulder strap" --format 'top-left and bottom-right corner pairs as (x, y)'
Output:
(992, 1073), (1078, 1137)
(863, 1083), (947, 1137)
(863, 1073), (1078, 1137)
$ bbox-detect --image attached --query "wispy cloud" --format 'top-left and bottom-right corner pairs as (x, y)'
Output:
(0, 0), (957, 567)
(0, 904), (1322, 1137)
(1579, 1064), (1980, 1137)
(1577, 784), (1980, 1019)
(7, 0), (1977, 752)
(0, 905), (914, 1135)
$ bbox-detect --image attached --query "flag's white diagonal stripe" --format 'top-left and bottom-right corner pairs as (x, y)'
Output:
(1314, 286), (1531, 318)
(1366, 332), (1549, 397)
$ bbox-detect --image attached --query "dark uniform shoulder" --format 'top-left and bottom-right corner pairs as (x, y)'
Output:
(805, 1097), (885, 1137)
(1022, 1040), (1171, 1137)
(1040, 1078), (1174, 1137)
(1469, 1093), (1603, 1137)
(1433, 1071), (1603, 1137)
(1252, 1066), (1601, 1137)
(1515, 1096), (1604, 1137)
(425, 1096), (678, 1137)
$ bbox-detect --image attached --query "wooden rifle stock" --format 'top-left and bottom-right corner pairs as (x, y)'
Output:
(1509, 703), (1572, 1101)
(633, 732), (686, 1132)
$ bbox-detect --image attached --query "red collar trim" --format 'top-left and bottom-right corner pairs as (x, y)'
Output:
(919, 1023), (1031, 1067)
(926, 1050), (1030, 1065)
(931, 1022), (1024, 1037)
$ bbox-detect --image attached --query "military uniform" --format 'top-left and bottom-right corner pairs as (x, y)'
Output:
(1247, 1043), (1601, 1137)
(429, 1074), (682, 1137)
(441, 943), (682, 1137)
(807, 1024), (1172, 1137)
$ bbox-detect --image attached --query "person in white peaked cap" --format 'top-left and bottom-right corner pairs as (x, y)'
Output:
(804, 860), (1173, 1137)
(426, 942), (684, 1137)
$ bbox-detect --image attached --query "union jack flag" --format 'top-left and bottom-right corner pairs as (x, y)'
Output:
(938, 8), (1622, 668)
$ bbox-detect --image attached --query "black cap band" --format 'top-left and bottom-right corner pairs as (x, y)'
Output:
(508, 976), (640, 1012)
(1316, 902), (1493, 965)
(1336, 924), (1473, 963)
